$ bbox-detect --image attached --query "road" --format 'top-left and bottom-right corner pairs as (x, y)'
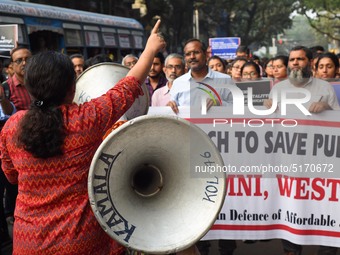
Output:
(2, 236), (333, 255)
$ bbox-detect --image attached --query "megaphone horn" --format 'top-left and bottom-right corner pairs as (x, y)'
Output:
(88, 115), (226, 254)
(74, 62), (149, 120)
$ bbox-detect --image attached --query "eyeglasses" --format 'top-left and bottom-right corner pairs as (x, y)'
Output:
(242, 72), (258, 77)
(166, 65), (182, 70)
(125, 61), (137, 67)
(13, 57), (30, 65)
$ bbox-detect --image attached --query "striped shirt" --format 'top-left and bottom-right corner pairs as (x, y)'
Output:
(6, 74), (31, 110)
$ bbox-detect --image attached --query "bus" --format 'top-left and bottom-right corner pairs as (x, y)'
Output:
(0, 0), (145, 61)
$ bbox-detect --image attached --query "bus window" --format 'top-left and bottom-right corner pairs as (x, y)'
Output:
(0, 0), (145, 59)
(85, 31), (100, 47)
(104, 48), (119, 62)
(131, 30), (144, 50)
(101, 27), (117, 47)
(101, 27), (119, 62)
(63, 23), (84, 56)
(118, 35), (132, 49)
(25, 17), (64, 53)
(0, 16), (29, 46)
(87, 48), (102, 58)
(117, 29), (132, 50)
(17, 24), (29, 46)
(84, 25), (102, 58)
(29, 30), (62, 54)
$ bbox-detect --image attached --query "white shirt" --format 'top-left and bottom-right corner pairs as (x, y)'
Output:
(270, 77), (340, 110)
(170, 68), (235, 106)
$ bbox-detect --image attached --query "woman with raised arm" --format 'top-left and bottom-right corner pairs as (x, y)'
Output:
(0, 21), (165, 255)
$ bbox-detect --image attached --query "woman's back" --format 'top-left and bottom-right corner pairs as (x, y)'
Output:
(0, 20), (166, 255)
(0, 77), (141, 255)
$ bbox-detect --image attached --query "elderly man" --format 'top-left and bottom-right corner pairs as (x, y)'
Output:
(121, 54), (138, 69)
(152, 53), (185, 106)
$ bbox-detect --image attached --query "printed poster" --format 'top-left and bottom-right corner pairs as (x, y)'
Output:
(0, 24), (18, 58)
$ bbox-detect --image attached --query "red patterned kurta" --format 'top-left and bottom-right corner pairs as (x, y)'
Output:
(0, 76), (142, 255)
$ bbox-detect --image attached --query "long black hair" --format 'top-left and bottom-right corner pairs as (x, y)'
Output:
(17, 51), (75, 158)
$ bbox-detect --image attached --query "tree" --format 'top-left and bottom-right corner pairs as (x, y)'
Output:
(293, 0), (340, 44)
(282, 15), (328, 53)
(199, 0), (296, 49)
(138, 0), (296, 52)
(139, 0), (194, 53)
(25, 0), (298, 53)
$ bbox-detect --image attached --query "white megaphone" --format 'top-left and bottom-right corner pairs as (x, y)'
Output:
(88, 115), (226, 254)
(74, 62), (149, 120)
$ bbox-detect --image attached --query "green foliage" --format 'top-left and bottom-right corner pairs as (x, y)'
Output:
(293, 0), (340, 42)
(139, 0), (296, 51)
(284, 15), (328, 48)
(200, 0), (296, 46)
(140, 0), (194, 52)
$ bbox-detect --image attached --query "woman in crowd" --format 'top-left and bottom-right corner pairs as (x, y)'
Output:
(208, 55), (227, 74)
(241, 61), (261, 80)
(315, 52), (340, 112)
(263, 58), (274, 78)
(0, 20), (165, 255)
(230, 57), (247, 81)
(272, 55), (288, 83)
(315, 52), (339, 81)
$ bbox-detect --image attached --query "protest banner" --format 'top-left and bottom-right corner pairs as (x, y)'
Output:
(235, 79), (272, 106)
(209, 37), (240, 60)
(330, 81), (340, 104)
(148, 106), (340, 247)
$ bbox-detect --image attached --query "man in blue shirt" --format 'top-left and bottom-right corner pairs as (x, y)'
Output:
(167, 39), (235, 114)
(166, 39), (236, 255)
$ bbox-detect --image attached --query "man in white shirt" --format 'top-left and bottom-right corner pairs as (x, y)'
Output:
(166, 38), (236, 255)
(167, 39), (235, 114)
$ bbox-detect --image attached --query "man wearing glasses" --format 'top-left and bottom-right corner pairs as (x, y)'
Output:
(167, 38), (234, 114)
(122, 54), (138, 69)
(4, 46), (32, 111)
(152, 53), (185, 106)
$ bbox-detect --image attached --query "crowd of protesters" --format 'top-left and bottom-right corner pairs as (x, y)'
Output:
(1, 34), (340, 255)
